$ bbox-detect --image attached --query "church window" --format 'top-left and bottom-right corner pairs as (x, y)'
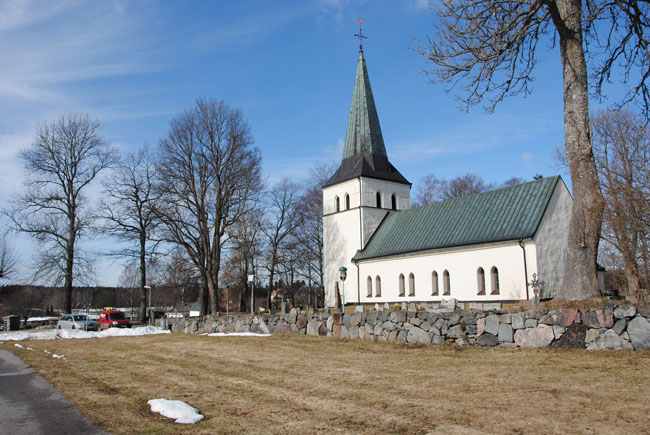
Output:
(391, 194), (397, 210)
(376, 192), (381, 208)
(491, 267), (500, 295)
(345, 194), (350, 210)
(375, 276), (381, 297)
(367, 276), (372, 297)
(408, 273), (415, 296)
(335, 196), (340, 212)
(431, 271), (439, 296)
(398, 274), (405, 297)
(443, 270), (451, 295)
(477, 267), (486, 295)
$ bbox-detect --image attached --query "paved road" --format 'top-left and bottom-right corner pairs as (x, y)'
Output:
(0, 349), (107, 435)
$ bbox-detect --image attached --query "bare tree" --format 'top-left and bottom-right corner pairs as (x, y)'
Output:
(416, 1), (650, 298)
(7, 113), (115, 313)
(98, 146), (161, 322)
(293, 163), (336, 309)
(592, 108), (650, 300)
(157, 98), (262, 316)
(413, 174), (449, 206)
(0, 231), (16, 279)
(414, 173), (526, 206)
(227, 209), (265, 312)
(262, 178), (300, 308)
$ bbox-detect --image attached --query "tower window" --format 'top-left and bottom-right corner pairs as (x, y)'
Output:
(477, 267), (486, 295)
(345, 194), (350, 210)
(408, 273), (415, 296)
(367, 276), (372, 297)
(491, 267), (500, 295)
(335, 196), (340, 212)
(431, 271), (439, 296)
(398, 274), (405, 297)
(391, 194), (397, 210)
(443, 270), (451, 296)
(376, 192), (381, 208)
(375, 276), (381, 297)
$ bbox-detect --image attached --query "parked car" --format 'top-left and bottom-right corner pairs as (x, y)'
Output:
(98, 309), (131, 330)
(57, 314), (99, 331)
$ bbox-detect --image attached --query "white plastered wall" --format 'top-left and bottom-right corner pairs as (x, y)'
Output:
(532, 179), (572, 298)
(323, 176), (411, 307)
(356, 241), (538, 303)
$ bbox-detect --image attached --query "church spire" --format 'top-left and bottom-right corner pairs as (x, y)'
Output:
(342, 32), (386, 159)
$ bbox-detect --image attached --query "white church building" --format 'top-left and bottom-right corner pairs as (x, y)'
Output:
(323, 47), (573, 309)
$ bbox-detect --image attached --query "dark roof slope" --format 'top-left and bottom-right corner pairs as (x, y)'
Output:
(353, 176), (562, 261)
(324, 152), (410, 187)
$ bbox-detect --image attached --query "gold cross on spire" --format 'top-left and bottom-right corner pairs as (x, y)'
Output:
(354, 18), (367, 51)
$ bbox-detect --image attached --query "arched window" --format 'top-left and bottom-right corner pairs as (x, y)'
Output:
(477, 267), (486, 295)
(335, 196), (340, 212)
(408, 273), (415, 296)
(375, 276), (381, 297)
(431, 271), (439, 296)
(443, 270), (451, 295)
(376, 192), (381, 208)
(367, 276), (372, 297)
(345, 194), (350, 210)
(391, 194), (397, 210)
(398, 274), (405, 297)
(491, 267), (500, 295)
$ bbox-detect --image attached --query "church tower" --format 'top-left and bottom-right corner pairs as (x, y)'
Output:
(322, 45), (411, 309)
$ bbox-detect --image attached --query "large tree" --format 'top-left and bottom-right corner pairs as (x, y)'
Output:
(8, 113), (115, 313)
(157, 98), (262, 316)
(98, 146), (161, 322)
(592, 108), (650, 300)
(417, 1), (650, 299)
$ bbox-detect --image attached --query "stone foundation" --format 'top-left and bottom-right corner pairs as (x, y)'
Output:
(166, 302), (650, 350)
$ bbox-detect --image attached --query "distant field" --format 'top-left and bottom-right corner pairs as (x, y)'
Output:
(4, 334), (650, 434)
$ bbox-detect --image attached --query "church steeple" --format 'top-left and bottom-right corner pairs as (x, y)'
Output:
(324, 44), (409, 188)
(343, 50), (387, 159)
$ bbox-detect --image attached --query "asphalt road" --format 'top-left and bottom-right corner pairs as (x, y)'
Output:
(0, 349), (107, 435)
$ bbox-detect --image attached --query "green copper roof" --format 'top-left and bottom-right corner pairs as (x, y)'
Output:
(343, 50), (387, 159)
(353, 176), (564, 261)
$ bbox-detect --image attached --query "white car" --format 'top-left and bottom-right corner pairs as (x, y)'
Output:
(57, 314), (99, 331)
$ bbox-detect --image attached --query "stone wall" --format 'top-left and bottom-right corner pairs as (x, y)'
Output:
(167, 301), (650, 350)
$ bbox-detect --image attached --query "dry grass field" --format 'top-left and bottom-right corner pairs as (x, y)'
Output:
(4, 333), (650, 434)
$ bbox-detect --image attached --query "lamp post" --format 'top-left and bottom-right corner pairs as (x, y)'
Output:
(248, 274), (255, 315)
(144, 285), (152, 325)
(338, 266), (347, 314)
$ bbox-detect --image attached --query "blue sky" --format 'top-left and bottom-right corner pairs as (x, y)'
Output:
(0, 0), (622, 285)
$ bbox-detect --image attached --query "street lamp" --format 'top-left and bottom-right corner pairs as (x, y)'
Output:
(248, 274), (255, 315)
(144, 285), (152, 325)
(338, 266), (347, 314)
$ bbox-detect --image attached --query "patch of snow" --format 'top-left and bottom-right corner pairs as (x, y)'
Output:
(14, 343), (24, 348)
(52, 354), (65, 359)
(207, 332), (271, 337)
(0, 326), (170, 341)
(26, 347), (34, 350)
(26, 316), (59, 322)
(44, 350), (51, 354)
(148, 399), (204, 424)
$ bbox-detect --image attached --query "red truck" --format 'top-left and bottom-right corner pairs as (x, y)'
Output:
(98, 309), (132, 330)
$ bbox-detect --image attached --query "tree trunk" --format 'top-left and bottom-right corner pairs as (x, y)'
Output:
(139, 234), (147, 323)
(64, 229), (74, 314)
(553, 0), (605, 300)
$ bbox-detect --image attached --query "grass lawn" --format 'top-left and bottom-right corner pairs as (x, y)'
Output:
(4, 333), (650, 434)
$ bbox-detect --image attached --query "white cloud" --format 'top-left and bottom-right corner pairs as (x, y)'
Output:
(521, 152), (534, 163)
